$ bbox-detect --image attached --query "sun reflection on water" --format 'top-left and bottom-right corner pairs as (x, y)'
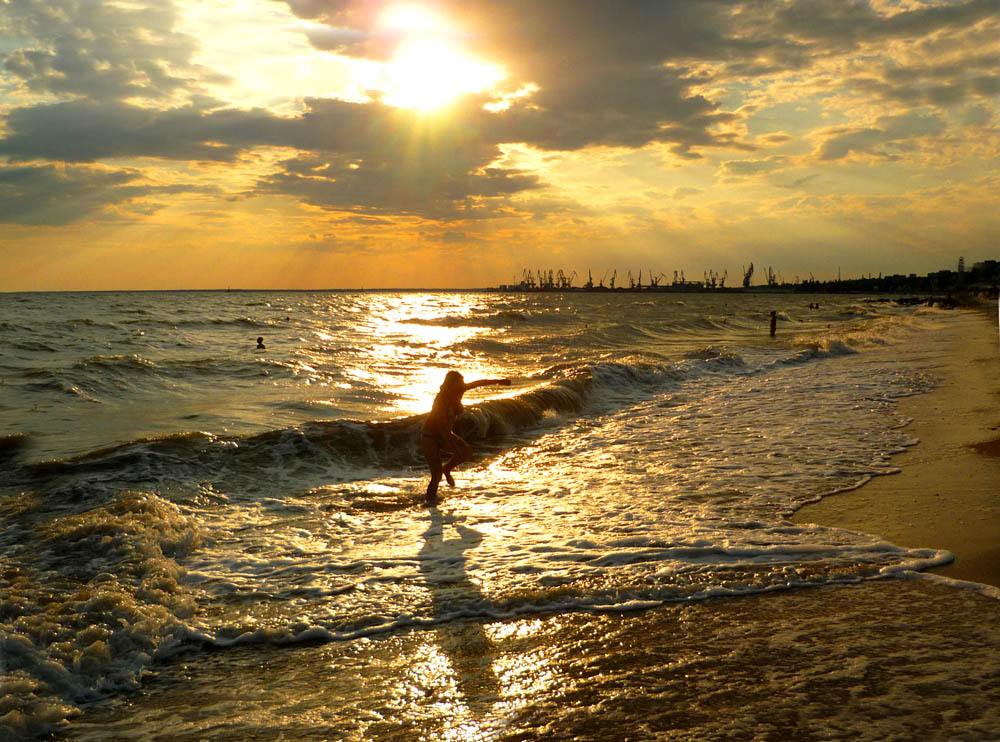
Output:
(348, 293), (515, 416)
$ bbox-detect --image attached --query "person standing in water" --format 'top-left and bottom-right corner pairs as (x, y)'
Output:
(769, 311), (777, 337)
(422, 371), (510, 500)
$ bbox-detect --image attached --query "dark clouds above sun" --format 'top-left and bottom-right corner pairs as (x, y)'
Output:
(1, 0), (997, 290)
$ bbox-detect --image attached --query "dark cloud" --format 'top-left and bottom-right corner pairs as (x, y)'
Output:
(278, 0), (995, 158)
(0, 0), (213, 101)
(777, 173), (821, 190)
(0, 96), (481, 162)
(0, 99), (245, 162)
(722, 156), (789, 176)
(850, 49), (1000, 108)
(962, 104), (994, 126)
(0, 96), (542, 220)
(256, 151), (541, 222)
(0, 163), (205, 225)
(818, 113), (947, 160)
(281, 0), (391, 58)
(758, 0), (997, 51)
(277, 0), (761, 156)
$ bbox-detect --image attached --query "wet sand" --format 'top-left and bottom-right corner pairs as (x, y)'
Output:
(68, 579), (1000, 741)
(793, 307), (1000, 588)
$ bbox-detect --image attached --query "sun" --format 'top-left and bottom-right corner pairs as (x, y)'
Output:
(383, 40), (505, 110)
(376, 5), (505, 111)
(379, 4), (440, 33)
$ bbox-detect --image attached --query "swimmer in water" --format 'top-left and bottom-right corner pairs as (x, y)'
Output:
(256, 336), (266, 350)
(421, 370), (511, 500)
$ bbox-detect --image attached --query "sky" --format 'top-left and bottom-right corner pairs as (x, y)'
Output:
(0, 0), (997, 290)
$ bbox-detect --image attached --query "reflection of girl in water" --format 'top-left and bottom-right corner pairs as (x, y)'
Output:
(421, 371), (510, 500)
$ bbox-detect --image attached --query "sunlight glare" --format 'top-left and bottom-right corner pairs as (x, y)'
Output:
(379, 4), (442, 33)
(383, 40), (506, 110)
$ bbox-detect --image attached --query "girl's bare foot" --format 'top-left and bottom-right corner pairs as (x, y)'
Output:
(443, 469), (456, 487)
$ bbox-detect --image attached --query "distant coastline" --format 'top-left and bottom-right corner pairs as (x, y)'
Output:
(494, 258), (1000, 296)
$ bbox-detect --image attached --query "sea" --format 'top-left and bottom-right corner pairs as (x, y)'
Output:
(1, 290), (998, 741)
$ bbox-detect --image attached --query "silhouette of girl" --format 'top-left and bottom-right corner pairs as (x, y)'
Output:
(421, 371), (510, 500)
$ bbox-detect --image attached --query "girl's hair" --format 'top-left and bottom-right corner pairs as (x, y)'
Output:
(441, 370), (464, 391)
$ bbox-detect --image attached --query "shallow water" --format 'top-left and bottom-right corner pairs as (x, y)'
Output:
(64, 580), (1000, 742)
(1, 290), (995, 740)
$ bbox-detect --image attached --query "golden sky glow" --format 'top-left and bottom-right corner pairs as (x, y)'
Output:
(0, 0), (998, 290)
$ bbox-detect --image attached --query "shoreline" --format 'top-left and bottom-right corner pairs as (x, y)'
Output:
(44, 304), (1000, 742)
(792, 307), (1000, 588)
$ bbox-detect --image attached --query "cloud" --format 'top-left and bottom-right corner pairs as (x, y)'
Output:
(276, 0), (996, 161)
(817, 112), (946, 160)
(962, 104), (994, 126)
(256, 152), (542, 222)
(278, 0), (762, 156)
(0, 96), (396, 164)
(672, 187), (703, 200)
(0, 0), (215, 101)
(850, 51), (1000, 107)
(764, 0), (997, 51)
(778, 173), (821, 190)
(0, 163), (204, 225)
(722, 156), (790, 176)
(0, 99), (248, 162)
(0, 95), (544, 219)
(685, 1), (998, 106)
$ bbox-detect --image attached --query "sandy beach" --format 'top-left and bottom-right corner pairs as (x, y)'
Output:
(793, 306), (1000, 588)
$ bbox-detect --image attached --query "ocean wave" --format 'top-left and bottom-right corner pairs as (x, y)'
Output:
(73, 354), (158, 373)
(0, 491), (202, 739)
(119, 316), (272, 329)
(1, 348), (773, 494)
(0, 353), (683, 480)
(155, 540), (952, 653)
(15, 355), (295, 406)
(67, 318), (117, 328)
(400, 310), (530, 328)
(682, 346), (747, 365)
(10, 382), (588, 494)
(8, 340), (59, 353)
(785, 338), (861, 363)
(0, 433), (32, 463)
(2, 366), (617, 494)
(788, 312), (935, 362)
(1, 330), (913, 499)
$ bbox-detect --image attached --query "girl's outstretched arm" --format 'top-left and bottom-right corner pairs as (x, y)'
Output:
(462, 378), (511, 391)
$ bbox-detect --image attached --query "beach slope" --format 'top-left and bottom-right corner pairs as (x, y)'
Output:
(794, 308), (1000, 587)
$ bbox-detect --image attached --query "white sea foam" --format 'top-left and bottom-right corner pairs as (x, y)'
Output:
(0, 493), (203, 738)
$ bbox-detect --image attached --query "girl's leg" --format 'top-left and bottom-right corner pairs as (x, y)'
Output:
(421, 437), (443, 499)
(441, 434), (472, 486)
